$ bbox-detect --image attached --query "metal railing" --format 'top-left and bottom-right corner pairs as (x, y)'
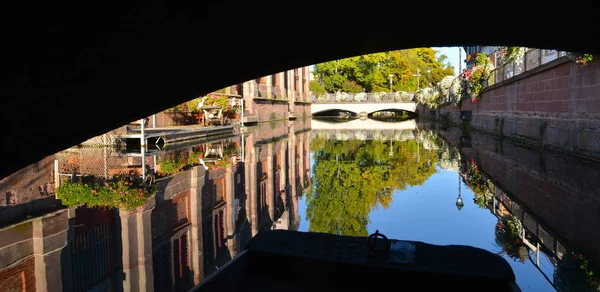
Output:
(311, 92), (415, 103)
(490, 48), (568, 86)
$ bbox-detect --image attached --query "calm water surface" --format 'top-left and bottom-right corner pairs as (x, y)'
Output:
(0, 118), (599, 292)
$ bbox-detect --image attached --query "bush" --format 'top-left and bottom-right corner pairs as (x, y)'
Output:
(56, 174), (157, 211)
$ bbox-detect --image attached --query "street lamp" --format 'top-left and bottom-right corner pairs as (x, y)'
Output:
(389, 74), (394, 92)
(456, 172), (464, 210)
(413, 69), (421, 91)
(427, 67), (431, 87)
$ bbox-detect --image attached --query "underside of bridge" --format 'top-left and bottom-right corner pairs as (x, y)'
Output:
(1, 2), (599, 179)
(312, 108), (417, 119)
(312, 110), (359, 119)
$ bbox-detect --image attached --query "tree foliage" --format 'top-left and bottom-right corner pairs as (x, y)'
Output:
(309, 80), (326, 96)
(313, 48), (455, 93)
(306, 135), (438, 236)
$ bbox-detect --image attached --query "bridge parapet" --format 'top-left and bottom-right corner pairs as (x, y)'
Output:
(311, 129), (415, 141)
(311, 92), (414, 103)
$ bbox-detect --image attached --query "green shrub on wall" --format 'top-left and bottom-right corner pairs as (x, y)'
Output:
(56, 174), (157, 211)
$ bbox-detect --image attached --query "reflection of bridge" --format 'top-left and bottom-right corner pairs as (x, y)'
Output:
(310, 118), (417, 141)
(311, 129), (415, 141)
(311, 118), (417, 131)
(310, 92), (417, 115)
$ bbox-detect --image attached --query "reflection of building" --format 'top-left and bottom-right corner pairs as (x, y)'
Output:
(446, 128), (600, 289)
(0, 154), (62, 227)
(0, 118), (311, 291)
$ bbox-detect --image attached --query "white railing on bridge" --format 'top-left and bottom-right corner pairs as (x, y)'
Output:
(311, 129), (415, 141)
(311, 91), (415, 103)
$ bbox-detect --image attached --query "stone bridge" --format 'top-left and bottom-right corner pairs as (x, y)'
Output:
(310, 92), (417, 116)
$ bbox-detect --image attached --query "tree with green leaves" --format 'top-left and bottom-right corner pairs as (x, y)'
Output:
(309, 80), (326, 96)
(305, 134), (438, 236)
(313, 48), (455, 93)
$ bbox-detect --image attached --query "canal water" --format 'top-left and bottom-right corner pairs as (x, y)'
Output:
(0, 118), (599, 291)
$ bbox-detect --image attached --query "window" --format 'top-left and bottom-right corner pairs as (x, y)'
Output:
(214, 210), (225, 248)
(260, 179), (267, 216)
(173, 232), (189, 279)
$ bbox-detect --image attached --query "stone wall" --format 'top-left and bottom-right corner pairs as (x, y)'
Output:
(436, 57), (600, 161)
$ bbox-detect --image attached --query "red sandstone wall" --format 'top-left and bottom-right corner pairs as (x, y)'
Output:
(437, 57), (600, 160)
(293, 102), (311, 118)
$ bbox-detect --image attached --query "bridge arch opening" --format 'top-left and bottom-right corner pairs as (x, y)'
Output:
(312, 109), (358, 119)
(368, 109), (417, 121)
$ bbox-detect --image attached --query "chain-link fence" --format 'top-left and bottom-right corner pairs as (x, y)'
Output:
(55, 147), (154, 183)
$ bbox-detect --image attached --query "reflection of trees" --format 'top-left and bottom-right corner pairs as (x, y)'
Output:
(306, 137), (438, 236)
(438, 146), (461, 172)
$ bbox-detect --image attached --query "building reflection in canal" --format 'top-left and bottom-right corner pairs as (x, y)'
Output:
(0, 119), (311, 292)
(433, 124), (600, 291)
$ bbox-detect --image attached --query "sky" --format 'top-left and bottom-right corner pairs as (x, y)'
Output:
(434, 46), (466, 76)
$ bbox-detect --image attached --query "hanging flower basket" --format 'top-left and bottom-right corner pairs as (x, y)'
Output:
(494, 215), (528, 263)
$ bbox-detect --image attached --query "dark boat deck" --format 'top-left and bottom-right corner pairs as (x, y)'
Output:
(193, 230), (520, 291)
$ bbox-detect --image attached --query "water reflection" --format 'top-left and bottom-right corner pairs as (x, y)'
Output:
(307, 129), (438, 236)
(303, 123), (600, 291)
(2, 118), (600, 291)
(0, 119), (311, 292)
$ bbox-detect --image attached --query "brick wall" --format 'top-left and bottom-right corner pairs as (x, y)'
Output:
(0, 257), (36, 292)
(439, 57), (600, 160)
